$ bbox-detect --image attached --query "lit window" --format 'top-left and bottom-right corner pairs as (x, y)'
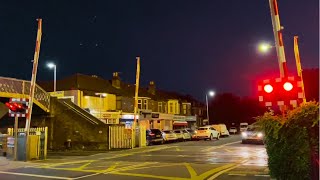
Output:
(143, 99), (148, 109)
(138, 99), (142, 109)
(169, 103), (173, 113)
(183, 104), (187, 114)
(158, 102), (162, 112)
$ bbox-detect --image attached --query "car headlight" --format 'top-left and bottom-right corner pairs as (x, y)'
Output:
(241, 132), (247, 137)
(194, 131), (197, 133)
(257, 132), (263, 138)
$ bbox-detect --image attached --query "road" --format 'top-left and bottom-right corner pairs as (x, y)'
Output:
(0, 135), (270, 180)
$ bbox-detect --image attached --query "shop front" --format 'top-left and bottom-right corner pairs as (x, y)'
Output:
(173, 115), (187, 129)
(150, 113), (173, 130)
(119, 113), (139, 129)
(185, 116), (197, 129)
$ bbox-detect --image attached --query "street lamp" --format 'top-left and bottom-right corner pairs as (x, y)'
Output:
(206, 91), (215, 125)
(95, 93), (107, 119)
(257, 42), (273, 53)
(47, 63), (56, 92)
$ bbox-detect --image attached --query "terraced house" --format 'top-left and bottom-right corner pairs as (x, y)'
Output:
(37, 72), (205, 149)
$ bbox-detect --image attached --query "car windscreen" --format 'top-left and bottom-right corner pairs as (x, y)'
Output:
(240, 125), (247, 128)
(151, 129), (162, 135)
(187, 130), (195, 133)
(174, 130), (181, 133)
(230, 127), (236, 129)
(247, 127), (260, 131)
(198, 128), (208, 130)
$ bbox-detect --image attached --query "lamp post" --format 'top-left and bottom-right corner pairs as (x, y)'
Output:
(95, 93), (107, 119)
(47, 63), (57, 92)
(206, 91), (215, 125)
(257, 42), (274, 54)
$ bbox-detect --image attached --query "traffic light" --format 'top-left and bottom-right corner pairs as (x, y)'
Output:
(258, 76), (303, 108)
(5, 98), (29, 117)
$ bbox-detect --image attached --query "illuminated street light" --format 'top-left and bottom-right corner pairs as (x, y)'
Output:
(47, 63), (56, 92)
(258, 42), (273, 53)
(206, 90), (215, 125)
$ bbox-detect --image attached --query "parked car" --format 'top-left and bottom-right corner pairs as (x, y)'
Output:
(173, 130), (184, 141)
(146, 129), (163, 146)
(211, 124), (230, 137)
(181, 129), (192, 140)
(240, 122), (249, 132)
(195, 126), (220, 140)
(229, 127), (237, 134)
(241, 126), (264, 144)
(185, 129), (198, 140)
(162, 130), (178, 143)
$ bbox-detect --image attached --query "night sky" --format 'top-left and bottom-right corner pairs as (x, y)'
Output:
(0, 0), (318, 101)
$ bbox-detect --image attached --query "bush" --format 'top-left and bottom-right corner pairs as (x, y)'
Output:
(256, 102), (319, 180)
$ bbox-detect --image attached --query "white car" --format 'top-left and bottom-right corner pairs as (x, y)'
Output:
(173, 130), (184, 141)
(212, 124), (230, 137)
(162, 130), (178, 142)
(195, 126), (220, 140)
(229, 127), (237, 134)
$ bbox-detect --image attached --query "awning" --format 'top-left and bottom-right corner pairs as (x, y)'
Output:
(173, 121), (188, 126)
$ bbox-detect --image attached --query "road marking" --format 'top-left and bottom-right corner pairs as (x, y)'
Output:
(104, 162), (119, 172)
(42, 160), (94, 168)
(105, 162), (154, 172)
(198, 163), (236, 179)
(0, 171), (71, 179)
(201, 141), (241, 152)
(224, 149), (233, 153)
(228, 173), (246, 176)
(77, 161), (94, 170)
(176, 147), (181, 151)
(110, 171), (189, 180)
(184, 163), (197, 178)
(255, 174), (270, 177)
(207, 160), (248, 180)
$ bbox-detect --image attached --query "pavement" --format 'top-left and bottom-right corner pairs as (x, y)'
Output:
(0, 135), (270, 180)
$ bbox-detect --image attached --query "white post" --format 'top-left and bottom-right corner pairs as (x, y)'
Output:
(14, 116), (18, 161)
(53, 65), (56, 92)
(206, 94), (209, 125)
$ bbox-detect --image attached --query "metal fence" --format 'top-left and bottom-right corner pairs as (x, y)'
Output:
(109, 125), (132, 149)
(0, 77), (50, 112)
(7, 127), (48, 160)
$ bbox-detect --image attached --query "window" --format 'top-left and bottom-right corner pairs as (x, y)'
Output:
(175, 103), (178, 114)
(116, 99), (122, 110)
(158, 102), (162, 112)
(169, 103), (173, 113)
(164, 105), (167, 113)
(183, 104), (187, 114)
(138, 99), (142, 109)
(143, 99), (148, 109)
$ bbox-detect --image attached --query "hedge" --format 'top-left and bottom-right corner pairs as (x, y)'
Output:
(256, 101), (319, 180)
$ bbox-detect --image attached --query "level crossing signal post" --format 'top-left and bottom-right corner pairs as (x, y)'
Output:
(5, 98), (29, 161)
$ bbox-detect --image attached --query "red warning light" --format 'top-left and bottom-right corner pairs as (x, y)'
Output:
(264, 84), (273, 93)
(283, 82), (293, 91)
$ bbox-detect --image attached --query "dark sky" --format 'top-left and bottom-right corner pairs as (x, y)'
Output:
(0, 0), (318, 101)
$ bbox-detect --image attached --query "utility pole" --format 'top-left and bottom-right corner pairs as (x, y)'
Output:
(25, 19), (42, 161)
(268, 0), (288, 78)
(293, 36), (307, 104)
(132, 57), (140, 148)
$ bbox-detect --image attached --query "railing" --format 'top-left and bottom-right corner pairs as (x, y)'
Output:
(0, 77), (50, 112)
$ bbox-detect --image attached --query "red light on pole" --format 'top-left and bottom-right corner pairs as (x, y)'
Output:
(264, 84), (273, 93)
(283, 82), (293, 91)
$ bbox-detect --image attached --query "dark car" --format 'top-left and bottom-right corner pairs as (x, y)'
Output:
(146, 129), (163, 146)
(241, 126), (264, 144)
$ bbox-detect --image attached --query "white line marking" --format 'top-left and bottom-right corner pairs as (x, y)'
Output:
(228, 173), (246, 176)
(255, 174), (270, 177)
(0, 171), (71, 179)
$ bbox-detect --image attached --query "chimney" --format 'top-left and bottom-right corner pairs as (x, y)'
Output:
(148, 81), (156, 95)
(112, 72), (121, 89)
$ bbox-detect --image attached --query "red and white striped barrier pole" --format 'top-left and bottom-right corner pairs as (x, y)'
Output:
(25, 19), (42, 160)
(269, 0), (288, 78)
